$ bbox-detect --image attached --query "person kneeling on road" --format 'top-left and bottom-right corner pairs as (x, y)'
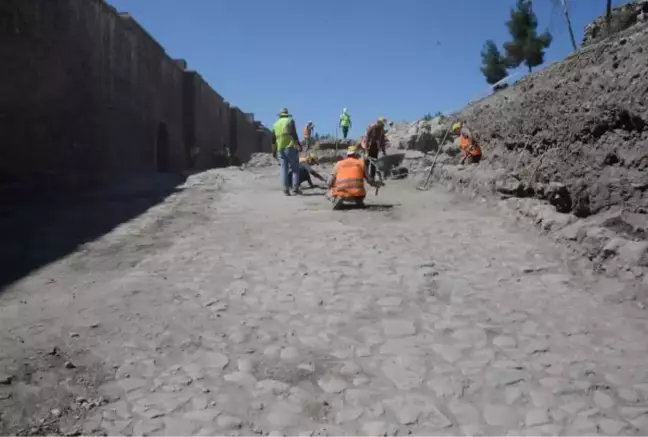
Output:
(328, 145), (379, 209)
(288, 152), (326, 188)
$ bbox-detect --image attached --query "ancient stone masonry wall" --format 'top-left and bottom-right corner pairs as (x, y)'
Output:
(0, 0), (266, 197)
(229, 107), (260, 163)
(182, 71), (231, 170)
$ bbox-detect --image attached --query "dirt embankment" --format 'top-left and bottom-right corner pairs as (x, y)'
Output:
(390, 7), (648, 280)
(458, 28), (648, 218)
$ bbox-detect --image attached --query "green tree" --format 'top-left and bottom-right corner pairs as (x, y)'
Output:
(479, 40), (509, 85)
(503, 0), (553, 72)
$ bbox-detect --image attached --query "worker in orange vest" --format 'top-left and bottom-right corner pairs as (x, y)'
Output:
(328, 145), (380, 209)
(452, 121), (482, 164)
(302, 121), (314, 150)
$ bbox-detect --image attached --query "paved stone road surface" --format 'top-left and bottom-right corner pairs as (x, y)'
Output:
(2, 167), (648, 436)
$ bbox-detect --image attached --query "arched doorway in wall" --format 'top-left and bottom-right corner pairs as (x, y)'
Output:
(156, 122), (170, 172)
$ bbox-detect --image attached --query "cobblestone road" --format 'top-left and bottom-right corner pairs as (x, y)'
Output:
(2, 168), (648, 436)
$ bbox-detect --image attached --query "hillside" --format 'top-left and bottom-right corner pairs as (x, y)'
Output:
(387, 3), (648, 276)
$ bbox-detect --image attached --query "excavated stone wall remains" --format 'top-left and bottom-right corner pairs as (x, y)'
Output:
(0, 0), (270, 200)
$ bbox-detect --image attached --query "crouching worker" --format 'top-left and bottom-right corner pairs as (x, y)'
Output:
(452, 121), (482, 164)
(328, 145), (379, 210)
(289, 152), (326, 188)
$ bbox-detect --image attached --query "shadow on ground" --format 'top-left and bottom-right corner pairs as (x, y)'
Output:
(362, 204), (395, 211)
(333, 203), (395, 211)
(0, 173), (189, 291)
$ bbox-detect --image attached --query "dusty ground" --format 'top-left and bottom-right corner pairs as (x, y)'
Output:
(2, 167), (648, 436)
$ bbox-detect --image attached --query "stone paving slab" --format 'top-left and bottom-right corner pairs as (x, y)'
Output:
(1, 168), (648, 435)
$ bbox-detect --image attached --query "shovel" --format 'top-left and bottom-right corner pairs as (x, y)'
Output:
(416, 123), (452, 191)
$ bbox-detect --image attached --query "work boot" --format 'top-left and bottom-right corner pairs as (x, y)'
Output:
(292, 188), (302, 196)
(283, 189), (290, 196)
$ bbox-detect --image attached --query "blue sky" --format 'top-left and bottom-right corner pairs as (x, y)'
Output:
(108, 0), (622, 138)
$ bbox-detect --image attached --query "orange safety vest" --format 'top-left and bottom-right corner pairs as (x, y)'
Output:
(332, 157), (366, 198)
(303, 125), (312, 139)
(459, 135), (481, 157)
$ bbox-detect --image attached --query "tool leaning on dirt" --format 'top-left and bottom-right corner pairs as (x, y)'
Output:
(326, 145), (383, 210)
(416, 120), (483, 191)
(416, 122), (453, 191)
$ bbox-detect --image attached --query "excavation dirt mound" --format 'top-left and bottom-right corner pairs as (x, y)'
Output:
(246, 153), (277, 168)
(396, 7), (648, 276)
(312, 138), (356, 151)
(582, 0), (647, 47)
(456, 26), (648, 219)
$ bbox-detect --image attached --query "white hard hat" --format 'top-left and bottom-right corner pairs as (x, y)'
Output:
(343, 108), (347, 112)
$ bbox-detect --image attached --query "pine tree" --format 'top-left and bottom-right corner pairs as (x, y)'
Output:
(503, 0), (553, 72)
(479, 40), (509, 85)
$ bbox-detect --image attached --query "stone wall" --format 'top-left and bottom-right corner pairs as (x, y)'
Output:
(182, 71), (231, 170)
(229, 107), (262, 163)
(0, 0), (269, 197)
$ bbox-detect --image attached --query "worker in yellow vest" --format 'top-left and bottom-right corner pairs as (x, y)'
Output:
(272, 108), (303, 195)
(339, 108), (352, 139)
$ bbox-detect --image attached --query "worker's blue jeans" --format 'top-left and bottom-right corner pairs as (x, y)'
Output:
(279, 146), (299, 192)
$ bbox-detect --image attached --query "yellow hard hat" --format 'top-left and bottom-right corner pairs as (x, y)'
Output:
(347, 145), (359, 155)
(452, 122), (462, 132)
(377, 116), (386, 124)
(308, 151), (318, 161)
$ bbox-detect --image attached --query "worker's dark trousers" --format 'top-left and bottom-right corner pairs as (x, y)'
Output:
(341, 126), (349, 139)
(288, 167), (313, 187)
(365, 148), (379, 180)
(299, 168), (313, 186)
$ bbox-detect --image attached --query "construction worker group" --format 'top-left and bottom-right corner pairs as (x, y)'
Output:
(272, 107), (480, 203)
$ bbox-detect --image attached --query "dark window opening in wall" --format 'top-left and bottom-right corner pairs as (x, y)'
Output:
(156, 122), (170, 172)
